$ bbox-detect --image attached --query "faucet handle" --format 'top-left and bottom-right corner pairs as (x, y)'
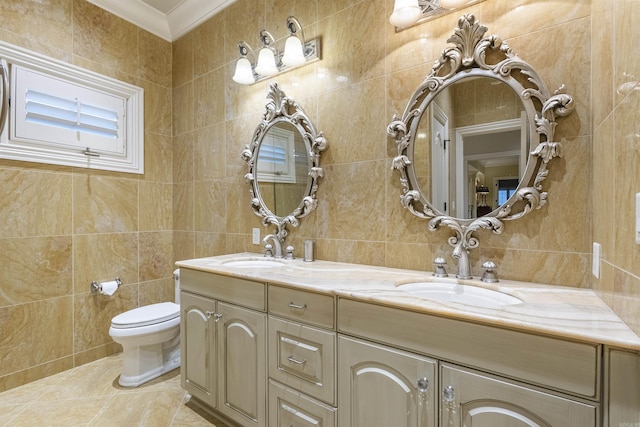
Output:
(264, 243), (274, 258)
(481, 260), (498, 283)
(433, 257), (448, 278)
(285, 246), (295, 260)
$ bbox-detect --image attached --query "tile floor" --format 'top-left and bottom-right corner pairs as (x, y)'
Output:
(0, 354), (229, 426)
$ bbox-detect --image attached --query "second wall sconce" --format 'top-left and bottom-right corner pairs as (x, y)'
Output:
(390, 0), (486, 30)
(232, 16), (320, 85)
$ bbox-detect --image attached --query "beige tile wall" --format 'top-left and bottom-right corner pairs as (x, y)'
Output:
(2, 0), (637, 392)
(0, 0), (174, 392)
(173, 0), (593, 285)
(591, 0), (640, 336)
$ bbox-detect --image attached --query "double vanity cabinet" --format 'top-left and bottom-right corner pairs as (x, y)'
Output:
(176, 255), (640, 427)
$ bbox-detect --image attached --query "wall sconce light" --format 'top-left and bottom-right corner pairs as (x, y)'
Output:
(255, 30), (279, 77)
(282, 16), (307, 67)
(232, 16), (321, 85)
(390, 0), (486, 31)
(232, 42), (256, 85)
(390, 0), (422, 28)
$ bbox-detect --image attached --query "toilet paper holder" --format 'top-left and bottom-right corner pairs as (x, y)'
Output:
(91, 277), (122, 294)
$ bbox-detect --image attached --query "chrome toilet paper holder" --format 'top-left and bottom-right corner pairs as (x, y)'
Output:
(91, 277), (122, 294)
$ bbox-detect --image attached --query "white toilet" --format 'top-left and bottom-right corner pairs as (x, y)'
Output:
(109, 269), (181, 387)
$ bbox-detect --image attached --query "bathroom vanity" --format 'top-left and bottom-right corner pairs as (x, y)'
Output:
(176, 253), (640, 427)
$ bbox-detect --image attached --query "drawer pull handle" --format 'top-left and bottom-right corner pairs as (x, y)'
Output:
(287, 355), (307, 365)
(288, 302), (307, 310)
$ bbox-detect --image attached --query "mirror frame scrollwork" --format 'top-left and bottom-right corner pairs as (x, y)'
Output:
(387, 14), (575, 274)
(242, 83), (328, 245)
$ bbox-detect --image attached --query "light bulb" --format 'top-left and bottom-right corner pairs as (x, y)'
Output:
(439, 0), (471, 9)
(282, 36), (306, 67)
(390, 0), (422, 28)
(232, 57), (255, 85)
(255, 47), (279, 76)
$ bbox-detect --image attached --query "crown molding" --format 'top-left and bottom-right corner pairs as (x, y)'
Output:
(86, 0), (235, 42)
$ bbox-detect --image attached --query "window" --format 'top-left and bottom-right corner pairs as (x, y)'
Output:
(496, 178), (519, 206)
(0, 42), (144, 174)
(257, 126), (296, 183)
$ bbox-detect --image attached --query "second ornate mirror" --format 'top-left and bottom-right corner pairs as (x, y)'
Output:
(387, 14), (574, 278)
(243, 83), (327, 255)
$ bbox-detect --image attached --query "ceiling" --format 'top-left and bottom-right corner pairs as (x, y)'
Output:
(86, 0), (235, 42)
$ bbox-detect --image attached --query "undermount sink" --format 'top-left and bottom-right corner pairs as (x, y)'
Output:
(396, 282), (522, 308)
(220, 258), (286, 268)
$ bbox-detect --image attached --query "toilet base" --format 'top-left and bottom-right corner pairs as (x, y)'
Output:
(118, 335), (181, 387)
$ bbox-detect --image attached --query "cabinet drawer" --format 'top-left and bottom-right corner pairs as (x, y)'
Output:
(180, 268), (265, 311)
(338, 298), (600, 399)
(268, 316), (336, 405)
(268, 285), (335, 329)
(268, 380), (336, 427)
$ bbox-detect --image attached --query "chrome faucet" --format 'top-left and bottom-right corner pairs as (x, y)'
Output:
(452, 244), (471, 279)
(263, 234), (283, 258)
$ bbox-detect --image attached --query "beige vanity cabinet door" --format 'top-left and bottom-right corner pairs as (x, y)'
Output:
(216, 302), (267, 427)
(440, 364), (597, 427)
(606, 349), (640, 427)
(180, 291), (216, 407)
(338, 336), (437, 427)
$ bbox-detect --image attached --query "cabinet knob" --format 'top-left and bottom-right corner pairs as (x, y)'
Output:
(205, 311), (223, 322)
(442, 385), (457, 414)
(417, 376), (430, 417)
(442, 385), (455, 402)
(417, 377), (429, 393)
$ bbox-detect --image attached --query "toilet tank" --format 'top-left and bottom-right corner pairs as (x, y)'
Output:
(173, 269), (180, 304)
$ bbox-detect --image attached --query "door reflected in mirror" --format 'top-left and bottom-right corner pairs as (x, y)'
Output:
(413, 76), (529, 219)
(256, 121), (309, 218)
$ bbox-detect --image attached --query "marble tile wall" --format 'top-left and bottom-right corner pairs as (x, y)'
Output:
(173, 0), (593, 286)
(0, 0), (174, 392)
(591, 0), (640, 336)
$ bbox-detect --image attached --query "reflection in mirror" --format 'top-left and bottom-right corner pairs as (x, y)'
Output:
(256, 121), (309, 217)
(413, 77), (530, 219)
(242, 83), (327, 253)
(387, 14), (574, 278)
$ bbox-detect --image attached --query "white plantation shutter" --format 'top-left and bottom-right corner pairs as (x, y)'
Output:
(258, 143), (287, 168)
(14, 66), (125, 155)
(0, 42), (144, 174)
(257, 126), (296, 183)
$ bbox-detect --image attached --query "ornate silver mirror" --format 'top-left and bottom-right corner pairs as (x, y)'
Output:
(242, 83), (327, 255)
(387, 14), (574, 278)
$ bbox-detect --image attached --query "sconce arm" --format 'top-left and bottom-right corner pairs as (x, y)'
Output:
(238, 41), (256, 61)
(286, 16), (307, 49)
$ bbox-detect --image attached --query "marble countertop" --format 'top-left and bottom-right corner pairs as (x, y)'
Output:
(176, 252), (640, 351)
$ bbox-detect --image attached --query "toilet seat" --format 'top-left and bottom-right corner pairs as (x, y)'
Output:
(111, 302), (179, 329)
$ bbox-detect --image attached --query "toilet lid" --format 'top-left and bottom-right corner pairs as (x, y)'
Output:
(111, 302), (180, 328)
